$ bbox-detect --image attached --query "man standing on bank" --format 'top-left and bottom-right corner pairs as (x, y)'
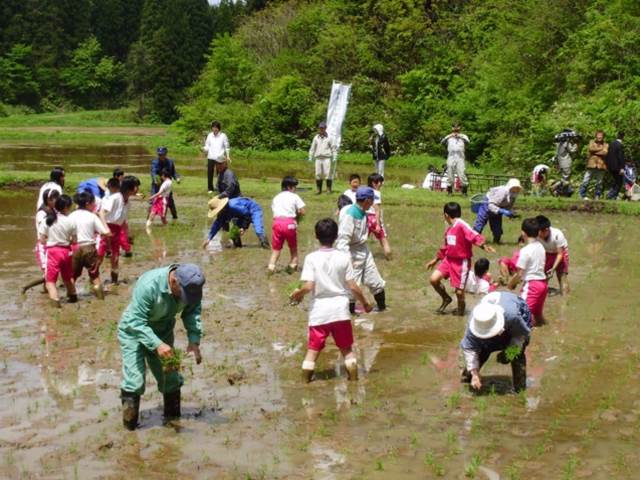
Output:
(460, 291), (532, 393)
(118, 264), (205, 430)
(203, 121), (231, 194)
(441, 124), (470, 196)
(369, 124), (391, 177)
(309, 121), (337, 194)
(151, 146), (180, 219)
(605, 131), (626, 200)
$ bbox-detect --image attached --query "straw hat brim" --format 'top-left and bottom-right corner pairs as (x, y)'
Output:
(207, 197), (229, 218)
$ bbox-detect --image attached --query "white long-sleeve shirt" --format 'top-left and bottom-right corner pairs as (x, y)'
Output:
(308, 134), (336, 162)
(441, 134), (469, 161)
(203, 132), (230, 160)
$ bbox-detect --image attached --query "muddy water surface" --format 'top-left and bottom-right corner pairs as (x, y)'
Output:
(1, 180), (639, 479)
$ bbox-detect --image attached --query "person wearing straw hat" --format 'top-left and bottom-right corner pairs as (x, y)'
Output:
(472, 178), (522, 244)
(460, 291), (531, 392)
(202, 196), (269, 249)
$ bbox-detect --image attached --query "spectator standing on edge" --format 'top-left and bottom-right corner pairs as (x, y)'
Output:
(579, 131), (608, 200)
(605, 132), (625, 200)
(203, 121), (230, 194)
(151, 147), (180, 219)
(551, 129), (579, 197)
(440, 124), (469, 196)
(309, 121), (337, 195)
(369, 124), (391, 177)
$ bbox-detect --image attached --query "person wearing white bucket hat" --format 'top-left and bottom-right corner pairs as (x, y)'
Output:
(460, 291), (532, 392)
(473, 178), (522, 244)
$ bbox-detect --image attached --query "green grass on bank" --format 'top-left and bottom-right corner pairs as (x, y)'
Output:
(2, 169), (640, 216)
(0, 108), (159, 128)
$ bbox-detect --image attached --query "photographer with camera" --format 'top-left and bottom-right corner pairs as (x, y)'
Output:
(550, 129), (580, 197)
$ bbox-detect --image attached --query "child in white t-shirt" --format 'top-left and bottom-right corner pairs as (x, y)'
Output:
(367, 173), (391, 259)
(509, 218), (548, 326)
(290, 218), (372, 382)
(342, 174), (360, 204)
(536, 215), (570, 295)
(268, 176), (306, 273)
(465, 258), (497, 295)
(146, 168), (173, 232)
(70, 191), (111, 299)
(40, 194), (77, 307)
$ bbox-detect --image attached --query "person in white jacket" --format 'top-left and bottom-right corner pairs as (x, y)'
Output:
(440, 124), (470, 196)
(203, 120), (230, 194)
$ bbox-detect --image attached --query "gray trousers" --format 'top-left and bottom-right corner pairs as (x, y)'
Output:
(375, 160), (385, 177)
(350, 246), (385, 297)
(447, 156), (468, 187)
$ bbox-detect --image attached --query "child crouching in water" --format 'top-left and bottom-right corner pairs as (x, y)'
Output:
(268, 176), (305, 273)
(41, 194), (77, 307)
(290, 218), (372, 382)
(465, 258), (497, 295)
(146, 168), (172, 232)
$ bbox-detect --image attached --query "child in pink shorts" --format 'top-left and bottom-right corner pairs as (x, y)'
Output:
(268, 176), (306, 273)
(146, 169), (172, 231)
(366, 173), (391, 259)
(536, 215), (570, 295)
(498, 235), (525, 285)
(427, 202), (494, 315)
(509, 218), (548, 326)
(290, 218), (372, 382)
(40, 194), (77, 307)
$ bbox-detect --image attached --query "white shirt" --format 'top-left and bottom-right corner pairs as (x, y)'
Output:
(367, 189), (382, 214)
(308, 134), (336, 161)
(101, 192), (129, 225)
(443, 134), (469, 160)
(516, 241), (547, 281)
(69, 209), (109, 245)
(271, 191), (305, 218)
(35, 209), (47, 233)
(36, 182), (62, 210)
(343, 189), (357, 204)
(539, 227), (568, 253)
(465, 271), (491, 295)
(43, 213), (76, 247)
(203, 132), (230, 160)
(300, 248), (355, 326)
(157, 178), (173, 198)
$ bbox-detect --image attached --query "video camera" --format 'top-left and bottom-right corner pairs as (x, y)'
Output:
(554, 129), (580, 143)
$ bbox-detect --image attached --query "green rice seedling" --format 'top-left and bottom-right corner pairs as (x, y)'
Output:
(160, 349), (183, 373)
(286, 280), (304, 299)
(504, 345), (521, 362)
(465, 453), (481, 478)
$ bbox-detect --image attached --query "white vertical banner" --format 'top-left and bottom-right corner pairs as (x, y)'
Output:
(326, 81), (351, 178)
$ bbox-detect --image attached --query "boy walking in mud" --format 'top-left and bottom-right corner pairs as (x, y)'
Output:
(536, 215), (570, 295)
(336, 187), (387, 312)
(426, 202), (494, 315)
(509, 218), (548, 326)
(118, 264), (205, 430)
(291, 218), (372, 382)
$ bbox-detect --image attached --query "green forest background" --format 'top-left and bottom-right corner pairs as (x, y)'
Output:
(1, 0), (639, 173)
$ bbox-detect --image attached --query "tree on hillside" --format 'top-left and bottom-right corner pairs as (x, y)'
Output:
(90, 0), (145, 61)
(0, 44), (40, 106)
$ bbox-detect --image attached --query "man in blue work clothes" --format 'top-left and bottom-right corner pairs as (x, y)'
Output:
(118, 264), (205, 430)
(76, 177), (107, 209)
(473, 178), (522, 244)
(151, 146), (180, 219)
(460, 291), (531, 393)
(202, 196), (270, 249)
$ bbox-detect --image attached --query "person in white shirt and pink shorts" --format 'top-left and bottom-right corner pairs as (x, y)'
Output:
(268, 176), (306, 273)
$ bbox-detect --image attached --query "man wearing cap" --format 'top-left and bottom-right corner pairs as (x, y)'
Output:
(440, 124), (470, 196)
(336, 186), (387, 311)
(118, 264), (205, 430)
(473, 178), (522, 244)
(214, 158), (241, 200)
(151, 147), (180, 219)
(460, 291), (531, 392)
(203, 120), (231, 194)
(203, 197), (269, 249)
(309, 121), (337, 194)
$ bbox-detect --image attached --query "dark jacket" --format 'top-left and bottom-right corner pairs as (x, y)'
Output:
(151, 157), (179, 192)
(606, 139), (625, 173)
(217, 168), (241, 199)
(371, 134), (391, 162)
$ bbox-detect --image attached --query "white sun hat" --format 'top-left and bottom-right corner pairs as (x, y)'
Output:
(469, 302), (505, 339)
(506, 178), (522, 192)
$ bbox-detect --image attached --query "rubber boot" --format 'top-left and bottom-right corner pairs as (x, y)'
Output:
(455, 299), (466, 316)
(315, 179), (323, 195)
(349, 302), (356, 314)
(374, 290), (386, 311)
(123, 251), (133, 258)
(163, 389), (181, 420)
(462, 185), (468, 197)
(232, 236), (243, 248)
(121, 390), (140, 431)
(67, 294), (78, 304)
(326, 179), (333, 194)
(259, 236), (270, 249)
(111, 271), (119, 284)
(302, 369), (313, 383)
(446, 186), (453, 196)
(511, 355), (527, 392)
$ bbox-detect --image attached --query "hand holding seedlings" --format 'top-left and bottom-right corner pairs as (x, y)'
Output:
(157, 342), (173, 358)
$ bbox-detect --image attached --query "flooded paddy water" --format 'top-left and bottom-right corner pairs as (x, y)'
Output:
(1, 143), (640, 479)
